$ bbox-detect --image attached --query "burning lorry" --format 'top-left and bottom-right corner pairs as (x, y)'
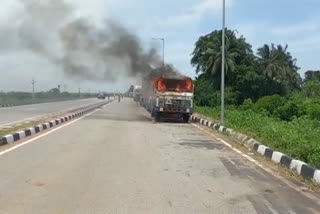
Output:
(140, 67), (194, 122)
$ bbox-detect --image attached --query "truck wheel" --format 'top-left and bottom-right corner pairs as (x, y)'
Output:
(151, 107), (156, 117)
(155, 112), (162, 122)
(183, 114), (190, 123)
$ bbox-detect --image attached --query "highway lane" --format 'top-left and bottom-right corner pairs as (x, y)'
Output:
(0, 98), (318, 213)
(0, 98), (102, 127)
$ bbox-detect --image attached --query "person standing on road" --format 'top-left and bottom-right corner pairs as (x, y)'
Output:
(118, 94), (121, 102)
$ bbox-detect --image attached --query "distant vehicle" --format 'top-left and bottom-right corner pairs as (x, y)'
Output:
(97, 93), (106, 99)
(128, 85), (135, 97)
(140, 67), (194, 122)
(133, 85), (142, 102)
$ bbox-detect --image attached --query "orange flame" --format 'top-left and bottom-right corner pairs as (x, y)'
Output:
(157, 79), (166, 91)
(152, 77), (193, 92)
(185, 79), (193, 91)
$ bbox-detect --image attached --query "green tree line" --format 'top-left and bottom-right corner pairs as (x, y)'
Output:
(191, 29), (319, 167)
(191, 29), (319, 121)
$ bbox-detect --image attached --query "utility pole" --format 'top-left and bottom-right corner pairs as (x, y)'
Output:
(221, 0), (226, 124)
(31, 78), (36, 104)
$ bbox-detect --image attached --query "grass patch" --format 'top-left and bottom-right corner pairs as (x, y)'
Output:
(0, 92), (96, 106)
(0, 97), (85, 106)
(0, 119), (46, 139)
(195, 106), (320, 169)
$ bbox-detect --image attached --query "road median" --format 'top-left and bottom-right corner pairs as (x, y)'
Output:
(0, 100), (113, 146)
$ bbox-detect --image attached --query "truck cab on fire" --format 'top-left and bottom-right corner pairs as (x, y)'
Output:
(140, 67), (194, 122)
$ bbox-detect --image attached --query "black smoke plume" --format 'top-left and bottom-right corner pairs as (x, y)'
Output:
(3, 0), (167, 82)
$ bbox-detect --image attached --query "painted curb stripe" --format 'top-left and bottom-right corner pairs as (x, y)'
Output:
(280, 155), (292, 168)
(18, 131), (26, 139)
(45, 123), (49, 129)
(271, 151), (284, 163)
(290, 160), (305, 174)
(30, 128), (36, 135)
(300, 164), (315, 179)
(253, 143), (260, 151)
(34, 126), (40, 133)
(264, 148), (273, 159)
(313, 170), (320, 183)
(13, 133), (20, 141)
(42, 124), (47, 130)
(4, 135), (14, 144)
(192, 114), (320, 184)
(25, 129), (32, 137)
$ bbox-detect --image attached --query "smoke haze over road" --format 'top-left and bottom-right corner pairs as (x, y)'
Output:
(0, 0), (163, 87)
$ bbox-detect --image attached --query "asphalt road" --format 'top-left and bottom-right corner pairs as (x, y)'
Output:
(0, 98), (318, 213)
(0, 98), (102, 127)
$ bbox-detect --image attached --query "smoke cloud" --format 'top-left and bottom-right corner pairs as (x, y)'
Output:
(2, 0), (166, 82)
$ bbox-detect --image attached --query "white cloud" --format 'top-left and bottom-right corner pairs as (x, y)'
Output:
(159, 0), (233, 27)
(0, 0), (22, 20)
(232, 18), (320, 74)
(65, 0), (108, 24)
(289, 35), (320, 53)
(271, 20), (319, 36)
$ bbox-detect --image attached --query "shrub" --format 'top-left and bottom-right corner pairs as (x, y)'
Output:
(303, 99), (320, 120)
(241, 98), (254, 110)
(290, 94), (320, 120)
(196, 106), (320, 168)
(225, 87), (240, 105)
(194, 78), (218, 107)
(275, 101), (300, 121)
(254, 95), (286, 115)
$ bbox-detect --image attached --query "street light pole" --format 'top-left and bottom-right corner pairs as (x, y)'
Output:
(152, 38), (165, 67)
(161, 38), (164, 67)
(221, 0), (226, 124)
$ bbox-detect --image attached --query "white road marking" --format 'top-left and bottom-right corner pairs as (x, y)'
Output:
(288, 209), (298, 214)
(191, 122), (320, 203)
(263, 199), (279, 214)
(0, 108), (101, 157)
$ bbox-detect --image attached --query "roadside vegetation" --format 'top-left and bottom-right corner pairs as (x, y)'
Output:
(0, 119), (46, 140)
(191, 29), (320, 168)
(0, 89), (97, 106)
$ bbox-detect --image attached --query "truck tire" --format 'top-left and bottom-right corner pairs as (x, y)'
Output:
(151, 107), (156, 117)
(182, 114), (190, 123)
(155, 112), (162, 122)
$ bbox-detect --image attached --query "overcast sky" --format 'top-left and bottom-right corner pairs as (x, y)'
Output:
(0, 0), (319, 93)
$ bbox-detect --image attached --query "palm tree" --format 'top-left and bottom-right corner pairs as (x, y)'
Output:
(257, 44), (294, 82)
(257, 44), (301, 94)
(204, 31), (239, 76)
